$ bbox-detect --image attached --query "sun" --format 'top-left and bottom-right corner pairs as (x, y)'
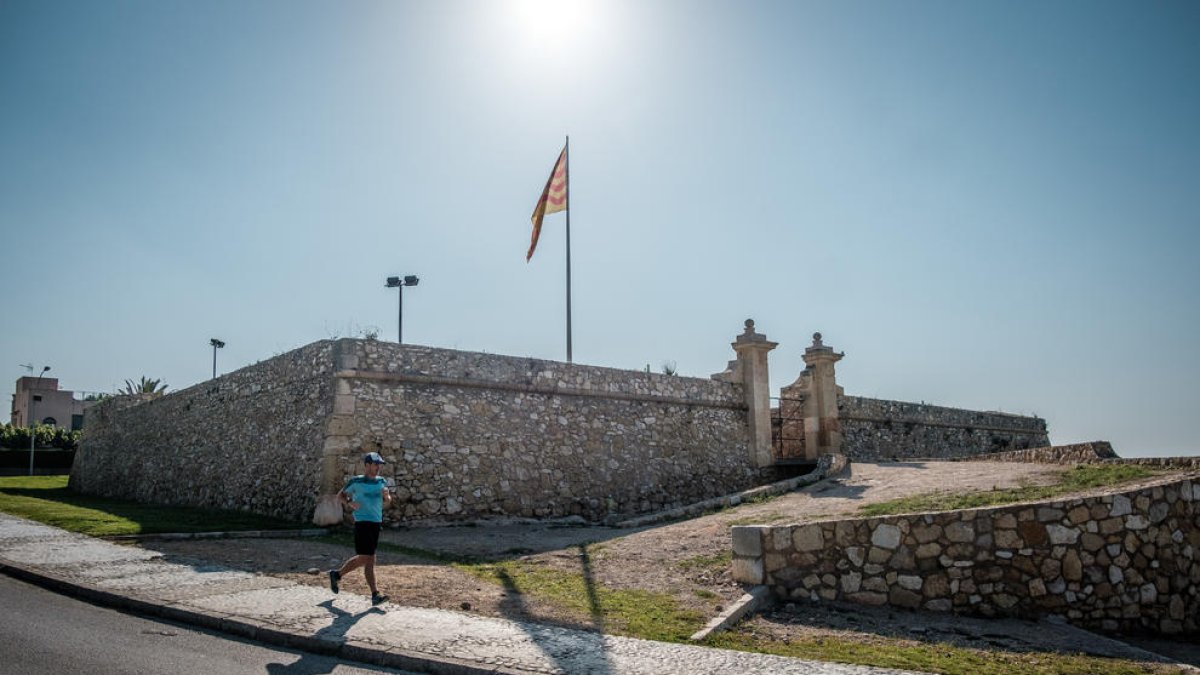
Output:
(510, 0), (594, 51)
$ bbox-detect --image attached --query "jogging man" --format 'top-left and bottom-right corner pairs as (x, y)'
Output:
(328, 451), (391, 605)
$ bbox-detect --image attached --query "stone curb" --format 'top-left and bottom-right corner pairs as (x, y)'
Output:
(689, 585), (774, 641)
(101, 528), (331, 542)
(614, 453), (848, 529)
(0, 558), (528, 675)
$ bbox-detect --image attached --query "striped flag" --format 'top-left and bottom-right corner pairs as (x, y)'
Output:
(527, 146), (568, 261)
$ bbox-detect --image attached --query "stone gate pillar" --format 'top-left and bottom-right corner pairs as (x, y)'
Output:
(714, 319), (778, 468)
(796, 331), (844, 456)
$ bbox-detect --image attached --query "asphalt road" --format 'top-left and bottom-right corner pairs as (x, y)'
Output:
(0, 574), (419, 675)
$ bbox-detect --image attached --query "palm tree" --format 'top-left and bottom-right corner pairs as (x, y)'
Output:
(119, 377), (168, 396)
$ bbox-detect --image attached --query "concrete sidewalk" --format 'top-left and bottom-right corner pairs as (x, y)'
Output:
(0, 514), (920, 675)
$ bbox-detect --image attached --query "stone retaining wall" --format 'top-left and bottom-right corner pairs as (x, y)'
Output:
(840, 396), (1049, 460)
(71, 342), (337, 521)
(732, 475), (1200, 635)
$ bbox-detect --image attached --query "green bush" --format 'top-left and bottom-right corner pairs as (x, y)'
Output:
(0, 423), (80, 450)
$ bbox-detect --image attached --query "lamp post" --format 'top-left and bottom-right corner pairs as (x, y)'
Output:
(385, 275), (419, 343)
(28, 365), (49, 476)
(210, 338), (225, 379)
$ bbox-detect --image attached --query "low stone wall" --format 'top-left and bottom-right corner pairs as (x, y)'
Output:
(70, 342), (337, 521)
(732, 475), (1200, 635)
(840, 396), (1048, 460)
(330, 340), (771, 523)
(961, 441), (1118, 464)
(963, 443), (1200, 471)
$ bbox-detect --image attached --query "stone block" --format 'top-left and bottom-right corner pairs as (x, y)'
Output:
(1046, 524), (1080, 545)
(1081, 533), (1106, 552)
(872, 524), (902, 549)
(994, 529), (1023, 549)
(731, 527), (763, 557)
(846, 546), (865, 567)
(945, 521), (975, 543)
(1067, 506), (1090, 525)
(911, 523), (943, 544)
(1037, 507), (1065, 523)
(772, 527), (792, 552)
(863, 577), (888, 593)
(848, 591), (889, 606)
(793, 524), (825, 552)
(1110, 495), (1132, 517)
(840, 572), (862, 593)
(916, 542), (942, 559)
(897, 575), (923, 591)
(889, 587), (923, 609)
(732, 556), (764, 584)
(1016, 520), (1047, 546)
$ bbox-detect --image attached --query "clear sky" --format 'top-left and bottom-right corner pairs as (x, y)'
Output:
(2, 1), (1197, 457)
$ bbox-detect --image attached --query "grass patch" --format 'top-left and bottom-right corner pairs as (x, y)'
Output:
(676, 551), (732, 573)
(860, 465), (1155, 517)
(706, 630), (1174, 675)
(459, 558), (704, 641)
(692, 589), (720, 601)
(0, 475), (305, 537)
(726, 511), (791, 526)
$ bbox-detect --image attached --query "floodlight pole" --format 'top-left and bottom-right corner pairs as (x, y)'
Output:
(210, 338), (225, 379)
(385, 275), (420, 343)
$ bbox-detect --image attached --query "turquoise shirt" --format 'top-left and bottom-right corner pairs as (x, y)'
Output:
(342, 476), (387, 523)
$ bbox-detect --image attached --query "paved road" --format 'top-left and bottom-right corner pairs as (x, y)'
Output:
(0, 574), (418, 675)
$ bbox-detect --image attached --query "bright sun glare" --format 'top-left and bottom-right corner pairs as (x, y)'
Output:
(511, 0), (593, 51)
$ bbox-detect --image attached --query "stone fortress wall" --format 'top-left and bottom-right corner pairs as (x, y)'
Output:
(70, 341), (337, 521)
(839, 395), (1049, 460)
(732, 474), (1200, 635)
(327, 339), (776, 523)
(72, 326), (1049, 525)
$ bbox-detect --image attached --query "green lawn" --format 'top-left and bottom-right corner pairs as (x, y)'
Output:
(0, 475), (305, 536)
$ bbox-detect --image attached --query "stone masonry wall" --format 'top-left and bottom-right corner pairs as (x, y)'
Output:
(840, 396), (1049, 460)
(732, 475), (1200, 635)
(329, 340), (772, 523)
(964, 442), (1200, 471)
(70, 341), (337, 521)
(962, 442), (1118, 464)
(72, 338), (768, 525)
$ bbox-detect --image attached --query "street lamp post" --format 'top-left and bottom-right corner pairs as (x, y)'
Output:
(385, 275), (419, 343)
(28, 365), (50, 476)
(210, 338), (225, 379)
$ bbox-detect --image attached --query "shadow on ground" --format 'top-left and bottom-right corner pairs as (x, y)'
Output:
(747, 600), (1186, 667)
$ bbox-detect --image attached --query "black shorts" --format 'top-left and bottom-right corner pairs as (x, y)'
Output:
(354, 521), (382, 555)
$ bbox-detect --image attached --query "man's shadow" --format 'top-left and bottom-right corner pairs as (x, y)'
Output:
(264, 599), (386, 675)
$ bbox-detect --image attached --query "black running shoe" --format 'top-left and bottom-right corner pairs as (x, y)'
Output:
(328, 570), (339, 594)
(371, 592), (388, 606)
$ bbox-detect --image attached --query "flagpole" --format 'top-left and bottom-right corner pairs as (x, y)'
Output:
(565, 135), (572, 363)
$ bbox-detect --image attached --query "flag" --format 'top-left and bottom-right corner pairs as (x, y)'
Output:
(527, 146), (568, 261)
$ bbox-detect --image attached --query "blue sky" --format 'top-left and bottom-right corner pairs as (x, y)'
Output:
(2, 1), (1197, 457)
